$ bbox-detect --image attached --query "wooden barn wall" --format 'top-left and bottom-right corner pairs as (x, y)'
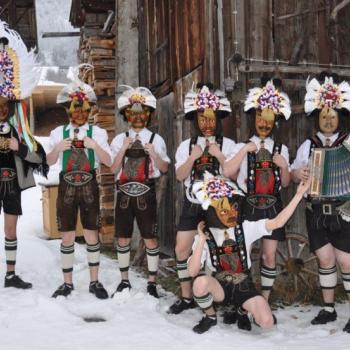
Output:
(136, 0), (350, 255)
(138, 0), (205, 95)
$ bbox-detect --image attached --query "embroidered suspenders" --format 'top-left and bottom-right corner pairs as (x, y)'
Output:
(62, 125), (95, 172)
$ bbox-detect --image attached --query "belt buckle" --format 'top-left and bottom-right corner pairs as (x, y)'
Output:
(322, 204), (332, 215)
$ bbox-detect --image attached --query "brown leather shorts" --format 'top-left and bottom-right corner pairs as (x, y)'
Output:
(56, 173), (100, 232)
(115, 189), (157, 239)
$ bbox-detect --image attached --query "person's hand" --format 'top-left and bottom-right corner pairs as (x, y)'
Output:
(294, 166), (309, 182)
(83, 136), (96, 150)
(121, 137), (133, 151)
(144, 143), (157, 158)
(8, 137), (19, 151)
(273, 153), (288, 169)
(296, 174), (311, 196)
(245, 142), (257, 153)
(208, 143), (222, 158)
(55, 138), (72, 152)
(190, 144), (203, 161)
(197, 221), (208, 240)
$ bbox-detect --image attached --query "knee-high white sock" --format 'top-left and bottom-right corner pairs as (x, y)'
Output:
(319, 265), (337, 290)
(87, 242), (100, 268)
(176, 259), (191, 282)
(261, 265), (277, 291)
(194, 292), (214, 311)
(61, 243), (74, 273)
(341, 271), (350, 294)
(146, 246), (159, 276)
(5, 238), (17, 267)
(117, 244), (130, 272)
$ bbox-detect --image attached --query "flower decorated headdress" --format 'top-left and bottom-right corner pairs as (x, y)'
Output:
(57, 64), (97, 111)
(184, 84), (232, 120)
(304, 76), (350, 115)
(117, 85), (157, 113)
(244, 80), (291, 120)
(192, 172), (245, 211)
(0, 21), (42, 152)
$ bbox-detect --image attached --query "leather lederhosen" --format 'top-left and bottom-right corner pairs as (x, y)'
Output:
(57, 125), (99, 231)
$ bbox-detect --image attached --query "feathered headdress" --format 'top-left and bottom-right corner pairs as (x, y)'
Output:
(117, 85), (157, 113)
(244, 80), (291, 120)
(192, 172), (245, 211)
(0, 20), (41, 152)
(57, 64), (97, 112)
(184, 84), (232, 120)
(304, 76), (350, 115)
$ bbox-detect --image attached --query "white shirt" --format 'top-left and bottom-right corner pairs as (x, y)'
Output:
(229, 135), (289, 192)
(110, 127), (170, 180)
(291, 132), (340, 170)
(189, 219), (271, 271)
(47, 123), (112, 169)
(175, 136), (236, 188)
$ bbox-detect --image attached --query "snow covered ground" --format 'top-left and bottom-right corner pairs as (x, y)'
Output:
(0, 139), (350, 349)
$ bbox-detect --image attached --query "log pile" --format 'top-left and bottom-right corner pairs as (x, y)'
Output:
(77, 10), (116, 244)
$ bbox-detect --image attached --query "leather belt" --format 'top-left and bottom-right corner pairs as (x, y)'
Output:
(306, 201), (344, 216)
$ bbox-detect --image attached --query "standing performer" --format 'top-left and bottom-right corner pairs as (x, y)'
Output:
(224, 79), (291, 304)
(291, 73), (350, 332)
(168, 83), (235, 314)
(110, 86), (170, 298)
(47, 68), (112, 299)
(188, 174), (310, 333)
(0, 21), (48, 289)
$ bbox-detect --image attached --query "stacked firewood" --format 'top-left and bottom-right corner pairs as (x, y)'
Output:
(78, 11), (116, 244)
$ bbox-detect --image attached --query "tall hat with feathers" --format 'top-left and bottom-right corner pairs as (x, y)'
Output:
(184, 83), (232, 120)
(244, 79), (291, 120)
(304, 75), (350, 115)
(0, 20), (41, 152)
(57, 64), (97, 113)
(117, 85), (157, 114)
(192, 172), (245, 211)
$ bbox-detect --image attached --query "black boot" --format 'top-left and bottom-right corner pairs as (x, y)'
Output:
(193, 315), (217, 334)
(89, 281), (109, 299)
(4, 274), (32, 289)
(147, 282), (159, 298)
(343, 318), (350, 333)
(52, 283), (74, 298)
(111, 279), (131, 297)
(311, 309), (337, 325)
(223, 308), (237, 324)
(167, 298), (196, 314)
(237, 308), (252, 331)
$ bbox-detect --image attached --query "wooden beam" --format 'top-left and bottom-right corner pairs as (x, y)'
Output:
(248, 78), (306, 89)
(239, 63), (350, 77)
(42, 32), (80, 38)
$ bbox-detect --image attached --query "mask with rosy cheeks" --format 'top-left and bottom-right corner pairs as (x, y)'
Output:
(255, 108), (275, 139)
(214, 202), (239, 228)
(125, 104), (150, 129)
(0, 98), (9, 122)
(69, 107), (90, 126)
(197, 108), (217, 137)
(319, 107), (339, 135)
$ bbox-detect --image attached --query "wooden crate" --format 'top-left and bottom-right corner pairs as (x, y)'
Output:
(41, 185), (84, 239)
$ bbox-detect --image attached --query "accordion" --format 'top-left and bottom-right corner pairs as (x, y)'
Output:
(310, 135), (350, 199)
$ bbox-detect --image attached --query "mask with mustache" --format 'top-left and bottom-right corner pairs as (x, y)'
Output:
(255, 108), (275, 139)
